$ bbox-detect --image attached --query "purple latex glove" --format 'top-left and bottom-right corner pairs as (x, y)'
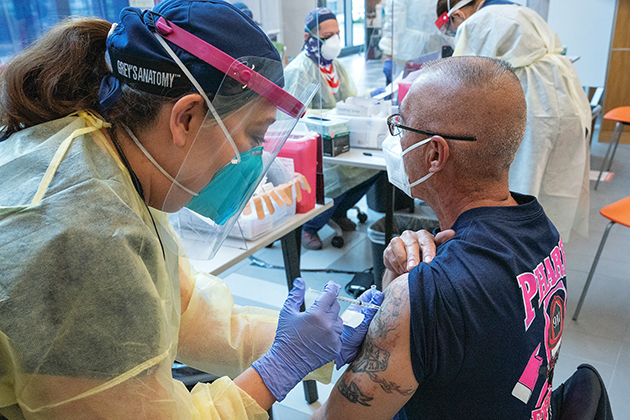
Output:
(334, 287), (384, 369)
(252, 278), (343, 401)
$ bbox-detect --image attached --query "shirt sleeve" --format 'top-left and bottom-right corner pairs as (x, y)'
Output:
(407, 258), (466, 385)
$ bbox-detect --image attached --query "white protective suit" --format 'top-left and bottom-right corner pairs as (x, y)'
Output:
(454, 4), (592, 241)
(0, 112), (284, 420)
(378, 0), (447, 62)
(284, 52), (381, 198)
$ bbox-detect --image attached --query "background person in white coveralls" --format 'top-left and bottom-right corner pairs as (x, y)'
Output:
(436, 0), (592, 242)
(378, 0), (450, 85)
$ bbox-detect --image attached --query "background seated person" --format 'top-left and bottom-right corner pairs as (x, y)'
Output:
(284, 7), (382, 250)
(312, 56), (569, 419)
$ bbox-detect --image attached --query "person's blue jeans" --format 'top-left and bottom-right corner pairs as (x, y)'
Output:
(303, 172), (384, 234)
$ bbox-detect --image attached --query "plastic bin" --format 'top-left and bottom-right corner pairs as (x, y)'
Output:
(368, 213), (440, 287)
(278, 131), (318, 213)
(229, 180), (299, 241)
(397, 70), (423, 103)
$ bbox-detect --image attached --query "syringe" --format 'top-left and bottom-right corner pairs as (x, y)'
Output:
(306, 286), (381, 310)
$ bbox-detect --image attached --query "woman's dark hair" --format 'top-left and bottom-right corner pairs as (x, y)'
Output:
(0, 18), (172, 137)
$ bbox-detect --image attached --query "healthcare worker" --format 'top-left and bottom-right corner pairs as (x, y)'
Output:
(0, 1), (384, 419)
(379, 0), (448, 84)
(284, 7), (382, 250)
(435, 0), (592, 242)
(284, 8), (355, 111)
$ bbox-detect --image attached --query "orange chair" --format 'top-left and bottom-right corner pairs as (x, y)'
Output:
(594, 106), (630, 189)
(573, 196), (630, 320)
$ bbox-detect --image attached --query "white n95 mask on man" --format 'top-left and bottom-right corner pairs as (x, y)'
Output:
(382, 134), (434, 197)
(320, 34), (341, 60)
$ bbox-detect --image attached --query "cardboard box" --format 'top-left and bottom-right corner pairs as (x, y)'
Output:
(228, 183), (298, 241)
(323, 133), (350, 157)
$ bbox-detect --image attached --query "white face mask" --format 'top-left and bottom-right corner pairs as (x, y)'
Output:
(382, 134), (434, 197)
(320, 34), (341, 60)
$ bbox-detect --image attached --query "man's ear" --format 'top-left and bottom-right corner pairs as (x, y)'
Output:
(427, 136), (449, 173)
(169, 94), (206, 148)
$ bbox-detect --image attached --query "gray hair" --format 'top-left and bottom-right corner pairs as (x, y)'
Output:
(412, 56), (527, 180)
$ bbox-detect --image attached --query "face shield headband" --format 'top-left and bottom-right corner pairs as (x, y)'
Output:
(435, 0), (474, 35)
(154, 17), (305, 119)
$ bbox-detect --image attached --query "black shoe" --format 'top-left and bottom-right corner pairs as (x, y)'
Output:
(332, 216), (356, 232)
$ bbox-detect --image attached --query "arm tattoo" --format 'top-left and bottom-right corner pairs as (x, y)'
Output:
(351, 340), (389, 373)
(337, 378), (374, 406)
(350, 341), (414, 396)
(341, 283), (414, 398)
(369, 374), (415, 396)
(371, 283), (407, 340)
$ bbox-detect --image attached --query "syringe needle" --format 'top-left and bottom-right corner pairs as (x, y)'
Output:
(306, 288), (381, 310)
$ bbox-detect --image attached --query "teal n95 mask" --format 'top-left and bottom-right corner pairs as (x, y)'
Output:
(123, 126), (262, 226)
(381, 134), (433, 197)
(185, 146), (263, 225)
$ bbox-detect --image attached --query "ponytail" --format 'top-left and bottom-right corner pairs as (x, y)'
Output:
(0, 18), (112, 136)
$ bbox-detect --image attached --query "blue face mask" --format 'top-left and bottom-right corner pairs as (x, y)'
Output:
(185, 146), (264, 225)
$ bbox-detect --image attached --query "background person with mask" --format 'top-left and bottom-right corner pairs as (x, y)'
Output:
(284, 7), (382, 250)
(0, 1), (384, 418)
(436, 0), (592, 242)
(284, 7), (354, 110)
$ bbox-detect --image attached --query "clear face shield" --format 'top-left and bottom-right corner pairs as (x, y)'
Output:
(435, 0), (474, 37)
(151, 18), (318, 259)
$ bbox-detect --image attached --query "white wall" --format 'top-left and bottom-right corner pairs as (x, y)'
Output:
(527, 0), (549, 20)
(236, 0), (283, 41)
(281, 0), (322, 60)
(547, 0), (617, 88)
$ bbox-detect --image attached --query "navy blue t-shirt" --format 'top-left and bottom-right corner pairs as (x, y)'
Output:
(404, 193), (566, 420)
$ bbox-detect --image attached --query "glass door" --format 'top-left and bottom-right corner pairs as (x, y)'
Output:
(324, 0), (364, 56)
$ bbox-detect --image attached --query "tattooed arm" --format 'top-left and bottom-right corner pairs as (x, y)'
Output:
(311, 274), (418, 420)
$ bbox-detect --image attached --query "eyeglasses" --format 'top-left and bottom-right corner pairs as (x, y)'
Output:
(386, 114), (477, 142)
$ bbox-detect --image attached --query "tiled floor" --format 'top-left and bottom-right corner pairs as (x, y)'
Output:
(215, 124), (630, 418)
